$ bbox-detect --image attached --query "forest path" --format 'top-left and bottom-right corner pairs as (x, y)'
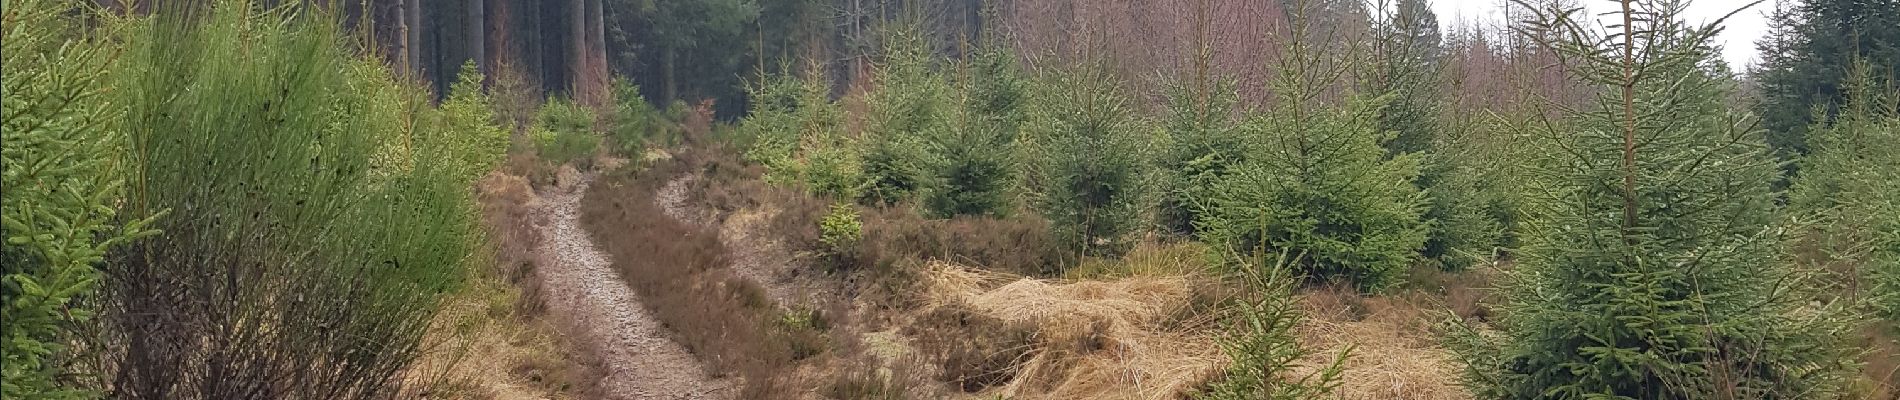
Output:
(533, 174), (733, 400)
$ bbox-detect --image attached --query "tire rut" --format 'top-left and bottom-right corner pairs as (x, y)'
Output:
(533, 175), (732, 400)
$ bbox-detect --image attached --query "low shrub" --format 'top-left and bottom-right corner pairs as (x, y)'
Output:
(819, 202), (864, 265)
(105, 2), (486, 397)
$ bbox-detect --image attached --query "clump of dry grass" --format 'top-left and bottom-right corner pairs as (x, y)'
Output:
(1294, 285), (1470, 400)
(859, 207), (1066, 276)
(912, 261), (1225, 399)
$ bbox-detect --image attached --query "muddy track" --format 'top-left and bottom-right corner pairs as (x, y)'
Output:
(533, 175), (732, 399)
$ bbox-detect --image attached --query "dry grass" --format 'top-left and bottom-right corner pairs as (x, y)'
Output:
(858, 207), (1065, 277)
(400, 171), (599, 400)
(912, 261), (1225, 400)
(407, 277), (600, 400)
(1067, 241), (1213, 280)
(1294, 284), (1472, 400)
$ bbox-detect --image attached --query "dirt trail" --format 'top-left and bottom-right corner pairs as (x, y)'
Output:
(533, 175), (732, 399)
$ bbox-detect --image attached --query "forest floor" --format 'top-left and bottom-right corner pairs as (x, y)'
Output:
(532, 174), (735, 399)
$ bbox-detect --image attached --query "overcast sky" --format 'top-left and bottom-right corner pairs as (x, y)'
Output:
(1428, 0), (1774, 70)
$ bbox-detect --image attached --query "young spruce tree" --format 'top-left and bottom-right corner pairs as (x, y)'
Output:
(1789, 64), (1900, 319)
(1198, 0), (1427, 291)
(1160, 0), (1247, 237)
(926, 44), (1023, 217)
(1022, 61), (1156, 259)
(861, 25), (949, 206)
(1449, 1), (1858, 398)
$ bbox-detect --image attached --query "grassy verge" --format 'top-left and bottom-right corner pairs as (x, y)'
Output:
(405, 171), (601, 399)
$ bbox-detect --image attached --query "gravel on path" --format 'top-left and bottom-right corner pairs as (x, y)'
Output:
(533, 176), (733, 400)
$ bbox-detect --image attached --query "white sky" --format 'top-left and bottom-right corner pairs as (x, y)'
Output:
(1429, 0), (1774, 70)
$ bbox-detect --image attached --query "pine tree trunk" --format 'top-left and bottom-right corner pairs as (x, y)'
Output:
(395, 1), (408, 76)
(570, 0), (587, 96)
(663, 47), (677, 103)
(407, 0), (421, 78)
(468, 0), (485, 76)
(585, 0), (606, 103)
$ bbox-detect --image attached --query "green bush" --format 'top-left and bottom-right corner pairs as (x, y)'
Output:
(536, 96), (600, 167)
(431, 62), (511, 182)
(742, 70), (859, 199)
(860, 26), (948, 206)
(819, 202), (863, 263)
(606, 77), (666, 155)
(1159, 75), (1246, 236)
(1197, 95), (1427, 292)
(1, 1), (158, 396)
(1193, 19), (1426, 292)
(925, 45), (1025, 218)
(102, 2), (495, 397)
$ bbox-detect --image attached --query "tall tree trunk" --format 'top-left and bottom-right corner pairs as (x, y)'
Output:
(407, 0), (421, 78)
(584, 0), (607, 104)
(468, 0), (486, 77)
(395, 1), (408, 75)
(663, 48), (677, 103)
(569, 0), (587, 96)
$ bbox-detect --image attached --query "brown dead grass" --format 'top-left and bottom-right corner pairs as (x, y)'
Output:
(913, 261), (1225, 400)
(402, 171), (600, 400)
(859, 207), (1065, 277)
(1295, 283), (1472, 400)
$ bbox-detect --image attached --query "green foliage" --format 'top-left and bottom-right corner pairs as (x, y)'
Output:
(1021, 64), (1157, 259)
(743, 71), (854, 198)
(1414, 113), (1531, 271)
(1159, 75), (1246, 236)
(819, 202), (864, 262)
(1752, 0), (1900, 177)
(1195, 250), (1348, 400)
(606, 77), (664, 155)
(1790, 68), (1900, 319)
(861, 26), (950, 206)
(1194, 8), (1427, 291)
(431, 61), (511, 182)
(103, 2), (495, 396)
(536, 96), (600, 167)
(1451, 2), (1859, 398)
(1371, 0), (1444, 156)
(1198, 95), (1426, 292)
(0, 1), (156, 396)
(924, 45), (1024, 218)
